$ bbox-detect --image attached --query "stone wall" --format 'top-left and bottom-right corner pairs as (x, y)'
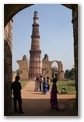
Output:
(4, 19), (13, 115)
(17, 55), (29, 81)
(56, 61), (64, 80)
(72, 10), (78, 105)
(42, 54), (64, 80)
(42, 54), (52, 78)
(12, 71), (16, 81)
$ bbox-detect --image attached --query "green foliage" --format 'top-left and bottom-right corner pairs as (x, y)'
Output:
(20, 80), (29, 88)
(64, 68), (75, 80)
(56, 80), (76, 94)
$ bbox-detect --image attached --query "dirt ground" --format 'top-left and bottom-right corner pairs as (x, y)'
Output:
(10, 81), (78, 116)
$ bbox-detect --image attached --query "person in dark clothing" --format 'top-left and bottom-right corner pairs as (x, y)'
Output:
(50, 74), (60, 111)
(43, 77), (48, 94)
(11, 76), (24, 114)
(47, 76), (50, 91)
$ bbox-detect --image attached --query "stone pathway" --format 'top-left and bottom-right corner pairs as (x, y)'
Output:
(11, 81), (78, 116)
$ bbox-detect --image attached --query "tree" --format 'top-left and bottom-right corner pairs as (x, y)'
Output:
(65, 69), (70, 78)
(70, 68), (75, 80)
(65, 68), (75, 80)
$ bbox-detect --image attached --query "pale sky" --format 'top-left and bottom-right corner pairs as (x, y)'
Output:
(12, 4), (74, 72)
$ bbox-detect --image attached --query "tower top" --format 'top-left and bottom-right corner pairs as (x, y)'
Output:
(33, 11), (38, 24)
(34, 11), (38, 15)
(31, 11), (40, 38)
(34, 11), (38, 13)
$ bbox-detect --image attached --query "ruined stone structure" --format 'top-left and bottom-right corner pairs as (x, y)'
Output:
(12, 71), (16, 81)
(29, 11), (42, 79)
(17, 55), (29, 80)
(42, 54), (64, 80)
(4, 4), (78, 115)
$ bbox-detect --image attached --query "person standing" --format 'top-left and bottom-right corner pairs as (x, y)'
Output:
(39, 76), (43, 92)
(43, 77), (48, 94)
(41, 76), (43, 92)
(34, 76), (39, 91)
(50, 74), (60, 110)
(11, 76), (24, 114)
(47, 76), (50, 91)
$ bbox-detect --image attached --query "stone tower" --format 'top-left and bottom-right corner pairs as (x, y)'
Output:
(29, 11), (42, 79)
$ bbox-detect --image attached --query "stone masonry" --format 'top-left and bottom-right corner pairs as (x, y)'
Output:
(42, 54), (64, 80)
(4, 19), (13, 115)
(29, 11), (42, 79)
(17, 55), (29, 81)
(72, 11), (78, 105)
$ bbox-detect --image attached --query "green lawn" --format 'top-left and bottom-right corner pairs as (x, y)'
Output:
(51, 80), (76, 94)
(20, 80), (29, 88)
(20, 80), (76, 94)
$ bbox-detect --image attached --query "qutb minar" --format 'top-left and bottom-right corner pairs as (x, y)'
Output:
(29, 11), (42, 79)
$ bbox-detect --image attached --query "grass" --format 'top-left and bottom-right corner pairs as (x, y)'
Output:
(20, 80), (76, 94)
(51, 80), (76, 94)
(20, 80), (29, 88)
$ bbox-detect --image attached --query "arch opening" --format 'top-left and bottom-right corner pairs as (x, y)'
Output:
(52, 61), (58, 78)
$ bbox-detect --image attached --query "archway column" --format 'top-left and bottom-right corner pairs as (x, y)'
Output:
(72, 10), (78, 106)
(4, 20), (13, 115)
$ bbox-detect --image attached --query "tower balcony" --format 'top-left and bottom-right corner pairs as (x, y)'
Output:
(31, 35), (40, 38)
(29, 50), (41, 53)
(32, 24), (39, 27)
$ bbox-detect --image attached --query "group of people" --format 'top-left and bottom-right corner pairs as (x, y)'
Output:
(11, 74), (60, 114)
(34, 76), (51, 94)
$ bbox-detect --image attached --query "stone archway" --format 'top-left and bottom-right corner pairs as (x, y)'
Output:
(51, 60), (64, 81)
(4, 4), (78, 27)
(42, 54), (64, 81)
(4, 4), (78, 115)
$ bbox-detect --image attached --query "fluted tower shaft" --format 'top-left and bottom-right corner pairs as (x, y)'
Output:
(29, 11), (42, 79)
